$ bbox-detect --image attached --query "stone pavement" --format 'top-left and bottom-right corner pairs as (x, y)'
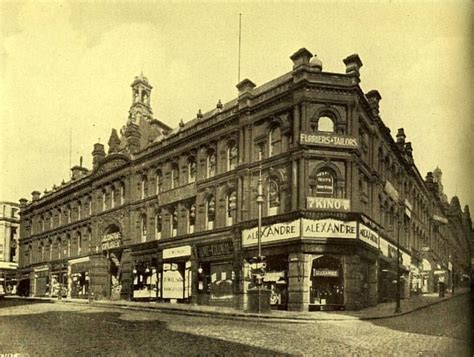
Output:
(11, 288), (469, 323)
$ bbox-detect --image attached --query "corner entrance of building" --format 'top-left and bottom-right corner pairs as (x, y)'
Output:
(309, 255), (344, 311)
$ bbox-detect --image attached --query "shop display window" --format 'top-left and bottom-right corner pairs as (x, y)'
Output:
(133, 262), (157, 299)
(309, 255), (344, 309)
(261, 255), (288, 309)
(71, 272), (89, 299)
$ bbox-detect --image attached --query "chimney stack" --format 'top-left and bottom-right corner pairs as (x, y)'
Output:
(366, 90), (382, 116)
(31, 191), (41, 201)
(19, 198), (28, 208)
(343, 54), (363, 78)
(290, 48), (313, 70)
(92, 143), (106, 169)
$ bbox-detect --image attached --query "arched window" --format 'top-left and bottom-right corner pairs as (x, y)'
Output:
(77, 201), (82, 220)
(207, 149), (216, 178)
(317, 116), (334, 132)
(227, 142), (238, 171)
(40, 216), (45, 232)
(111, 187), (115, 209)
(206, 195), (215, 230)
(267, 180), (280, 216)
(141, 175), (148, 199)
(39, 241), (44, 263)
(140, 214), (147, 242)
(156, 170), (163, 194)
(226, 191), (237, 226)
(268, 125), (282, 157)
(189, 202), (196, 233)
(170, 207), (178, 237)
(66, 234), (71, 257)
(155, 211), (162, 240)
(188, 157), (196, 183)
(311, 170), (335, 197)
(171, 163), (179, 189)
(120, 183), (125, 205)
(102, 190), (107, 211)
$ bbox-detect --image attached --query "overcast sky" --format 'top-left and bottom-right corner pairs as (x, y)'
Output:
(1, 1), (472, 212)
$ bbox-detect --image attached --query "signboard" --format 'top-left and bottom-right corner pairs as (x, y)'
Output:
(307, 197), (350, 211)
(302, 218), (357, 239)
(241, 220), (300, 247)
(101, 231), (122, 250)
(384, 181), (399, 202)
(432, 214), (448, 224)
(300, 133), (358, 148)
(313, 269), (339, 277)
(162, 269), (184, 299)
(163, 245), (192, 260)
(197, 241), (233, 259)
(358, 224), (379, 249)
(0, 262), (18, 269)
(380, 237), (411, 269)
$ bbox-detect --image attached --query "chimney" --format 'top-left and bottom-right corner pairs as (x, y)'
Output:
(396, 128), (406, 151)
(404, 142), (413, 164)
(290, 48), (313, 70)
(366, 90), (382, 116)
(236, 78), (256, 96)
(343, 54), (363, 78)
(19, 198), (28, 208)
(92, 143), (106, 169)
(71, 166), (88, 180)
(108, 128), (121, 154)
(31, 191), (41, 201)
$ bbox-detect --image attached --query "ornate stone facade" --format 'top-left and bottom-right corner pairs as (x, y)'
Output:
(18, 48), (472, 310)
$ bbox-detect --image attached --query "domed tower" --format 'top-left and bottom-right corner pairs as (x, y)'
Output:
(128, 73), (153, 124)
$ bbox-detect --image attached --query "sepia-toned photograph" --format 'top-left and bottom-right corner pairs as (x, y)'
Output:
(0, 1), (472, 356)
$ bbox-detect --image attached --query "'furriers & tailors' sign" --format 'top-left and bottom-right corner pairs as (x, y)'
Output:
(300, 133), (358, 148)
(101, 232), (122, 250)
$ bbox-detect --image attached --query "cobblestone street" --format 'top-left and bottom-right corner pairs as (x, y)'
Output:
(0, 294), (471, 356)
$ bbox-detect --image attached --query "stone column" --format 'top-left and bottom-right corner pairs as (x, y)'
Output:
(288, 252), (311, 311)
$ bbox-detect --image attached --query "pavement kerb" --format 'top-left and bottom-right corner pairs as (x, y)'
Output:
(8, 291), (468, 324)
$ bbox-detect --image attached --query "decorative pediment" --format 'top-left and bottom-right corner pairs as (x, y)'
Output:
(94, 154), (130, 177)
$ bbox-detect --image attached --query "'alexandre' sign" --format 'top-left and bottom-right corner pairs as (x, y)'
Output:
(300, 133), (358, 148)
(241, 220), (300, 247)
(307, 197), (351, 211)
(163, 245), (192, 260)
(358, 224), (379, 249)
(302, 218), (357, 239)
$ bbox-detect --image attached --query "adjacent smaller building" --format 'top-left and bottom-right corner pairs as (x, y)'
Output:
(0, 201), (20, 294)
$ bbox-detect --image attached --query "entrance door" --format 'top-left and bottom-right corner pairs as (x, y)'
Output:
(309, 255), (344, 310)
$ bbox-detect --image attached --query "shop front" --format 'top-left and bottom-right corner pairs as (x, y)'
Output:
(101, 225), (124, 300)
(241, 216), (382, 311)
(0, 262), (19, 295)
(160, 245), (192, 303)
(33, 265), (49, 297)
(50, 262), (68, 298)
(131, 248), (158, 301)
(196, 240), (235, 307)
(69, 257), (90, 299)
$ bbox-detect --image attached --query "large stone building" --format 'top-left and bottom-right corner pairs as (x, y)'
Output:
(18, 48), (472, 311)
(0, 201), (20, 294)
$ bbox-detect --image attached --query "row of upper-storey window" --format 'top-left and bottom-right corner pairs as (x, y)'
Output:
(21, 228), (91, 266)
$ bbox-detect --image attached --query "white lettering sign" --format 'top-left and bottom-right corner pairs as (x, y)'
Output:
(300, 133), (359, 148)
(302, 218), (357, 239)
(384, 181), (400, 201)
(313, 269), (339, 277)
(432, 214), (448, 224)
(307, 197), (351, 211)
(101, 232), (122, 250)
(241, 220), (300, 247)
(162, 270), (184, 299)
(358, 224), (379, 249)
(163, 245), (192, 259)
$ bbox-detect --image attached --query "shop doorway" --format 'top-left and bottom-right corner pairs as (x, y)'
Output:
(262, 255), (288, 310)
(108, 251), (122, 300)
(309, 255), (344, 311)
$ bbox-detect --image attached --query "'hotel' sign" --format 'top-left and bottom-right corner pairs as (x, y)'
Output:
(307, 197), (351, 211)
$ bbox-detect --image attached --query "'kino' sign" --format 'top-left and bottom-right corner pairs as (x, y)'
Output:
(300, 133), (358, 148)
(101, 232), (122, 250)
(307, 197), (351, 211)
(242, 220), (300, 247)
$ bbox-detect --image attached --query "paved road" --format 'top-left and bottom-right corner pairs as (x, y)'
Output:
(0, 295), (470, 356)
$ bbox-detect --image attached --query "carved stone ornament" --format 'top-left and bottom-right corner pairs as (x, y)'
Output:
(94, 155), (130, 177)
